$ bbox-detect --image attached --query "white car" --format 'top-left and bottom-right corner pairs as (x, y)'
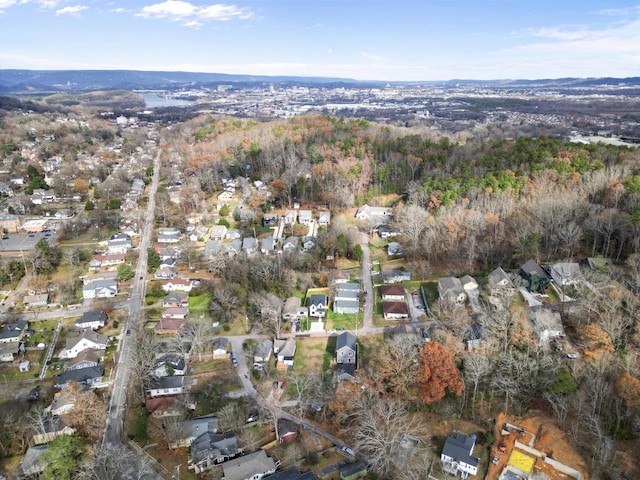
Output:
(326, 329), (337, 334)
(566, 353), (580, 359)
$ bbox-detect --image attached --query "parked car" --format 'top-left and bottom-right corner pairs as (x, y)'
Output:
(566, 353), (580, 359)
(341, 446), (355, 456)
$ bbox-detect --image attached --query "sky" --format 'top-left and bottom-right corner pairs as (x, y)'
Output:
(1, 0), (639, 81)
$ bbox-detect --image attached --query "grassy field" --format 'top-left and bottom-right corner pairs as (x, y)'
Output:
(293, 336), (334, 374)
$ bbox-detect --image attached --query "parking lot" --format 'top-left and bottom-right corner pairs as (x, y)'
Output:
(0, 229), (56, 252)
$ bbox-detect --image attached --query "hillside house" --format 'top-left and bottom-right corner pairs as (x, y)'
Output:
(355, 204), (393, 223)
(298, 209), (313, 225)
(487, 267), (515, 293)
(0, 320), (28, 343)
(520, 259), (551, 293)
(438, 277), (467, 305)
(168, 416), (218, 449)
(550, 262), (581, 286)
(317, 211), (331, 226)
(284, 209), (297, 225)
(282, 297), (307, 321)
(159, 277), (193, 292)
(530, 308), (564, 344)
(254, 339), (273, 365)
(441, 432), (480, 478)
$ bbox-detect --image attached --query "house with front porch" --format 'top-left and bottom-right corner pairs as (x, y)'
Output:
(441, 432), (480, 478)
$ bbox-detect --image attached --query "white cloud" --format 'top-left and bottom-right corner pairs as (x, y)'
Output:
(138, 1), (251, 26)
(0, 0), (18, 11)
(56, 4), (87, 16)
(360, 51), (388, 62)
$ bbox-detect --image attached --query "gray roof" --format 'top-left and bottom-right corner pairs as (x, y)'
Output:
(190, 431), (239, 465)
(442, 432), (479, 468)
(65, 330), (108, 350)
(309, 294), (327, 306)
(337, 282), (360, 291)
(20, 445), (48, 475)
(336, 331), (356, 351)
(212, 337), (229, 352)
(148, 375), (184, 390)
(339, 461), (367, 477)
(267, 467), (318, 480)
(57, 365), (104, 386)
(333, 299), (359, 312)
(255, 339), (273, 358)
(0, 319), (27, 341)
(75, 310), (106, 326)
(521, 259), (548, 277)
(222, 450), (276, 480)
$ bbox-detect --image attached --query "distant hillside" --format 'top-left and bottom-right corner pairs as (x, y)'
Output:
(1, 69), (640, 94)
(0, 69), (365, 94)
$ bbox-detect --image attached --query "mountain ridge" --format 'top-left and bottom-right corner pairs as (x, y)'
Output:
(1, 69), (640, 93)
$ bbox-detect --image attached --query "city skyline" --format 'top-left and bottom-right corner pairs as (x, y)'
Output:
(1, 0), (639, 81)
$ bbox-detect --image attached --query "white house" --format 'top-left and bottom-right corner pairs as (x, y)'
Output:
(550, 262), (581, 286)
(58, 331), (108, 359)
(441, 432), (479, 478)
(146, 376), (185, 398)
(74, 310), (107, 330)
(82, 279), (118, 299)
(273, 338), (296, 368)
(309, 294), (328, 318)
(159, 277), (193, 292)
(222, 450), (276, 480)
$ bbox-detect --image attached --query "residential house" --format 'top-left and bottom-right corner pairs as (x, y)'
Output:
(145, 396), (181, 418)
(107, 233), (131, 254)
(55, 365), (105, 389)
(382, 301), (410, 320)
(267, 467), (318, 480)
(89, 253), (126, 271)
(487, 267), (515, 293)
(120, 198), (138, 212)
(381, 269), (410, 284)
(336, 331), (357, 365)
(378, 226), (400, 239)
(82, 278), (118, 299)
(65, 349), (102, 371)
(159, 277), (193, 292)
(336, 363), (356, 382)
(23, 293), (49, 308)
(203, 239), (222, 259)
(262, 214), (279, 228)
(154, 266), (179, 279)
(75, 310), (107, 330)
(254, 339), (273, 365)
(334, 283), (359, 314)
(331, 270), (350, 284)
(550, 262), (581, 286)
(0, 320), (28, 343)
(158, 232), (181, 244)
(520, 259), (551, 293)
(298, 209), (313, 225)
(278, 418), (298, 443)
(355, 204), (393, 223)
(58, 330), (108, 359)
(380, 284), (405, 302)
(339, 462), (367, 480)
(465, 324), (484, 352)
(225, 229), (242, 240)
(162, 307), (189, 319)
(281, 236), (299, 254)
(221, 450), (277, 480)
(19, 445), (48, 477)
(154, 317), (185, 335)
(301, 236), (317, 252)
(162, 292), (189, 308)
(284, 209), (297, 225)
(274, 338), (296, 368)
(31, 416), (76, 445)
(317, 211), (331, 226)
(46, 389), (76, 416)
(153, 354), (186, 377)
(212, 337), (230, 357)
(0, 342), (23, 362)
(189, 432), (242, 473)
(217, 189), (235, 201)
(189, 226), (209, 242)
(581, 257), (613, 273)
(225, 239), (243, 256)
(242, 237), (258, 255)
(146, 376), (185, 398)
(260, 237), (277, 254)
(530, 308), (564, 344)
(440, 432), (480, 477)
(387, 242), (403, 256)
(461, 275), (478, 291)
(438, 277), (467, 305)
(282, 297), (307, 321)
(209, 225), (228, 240)
(168, 416), (219, 449)
(309, 294), (328, 318)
